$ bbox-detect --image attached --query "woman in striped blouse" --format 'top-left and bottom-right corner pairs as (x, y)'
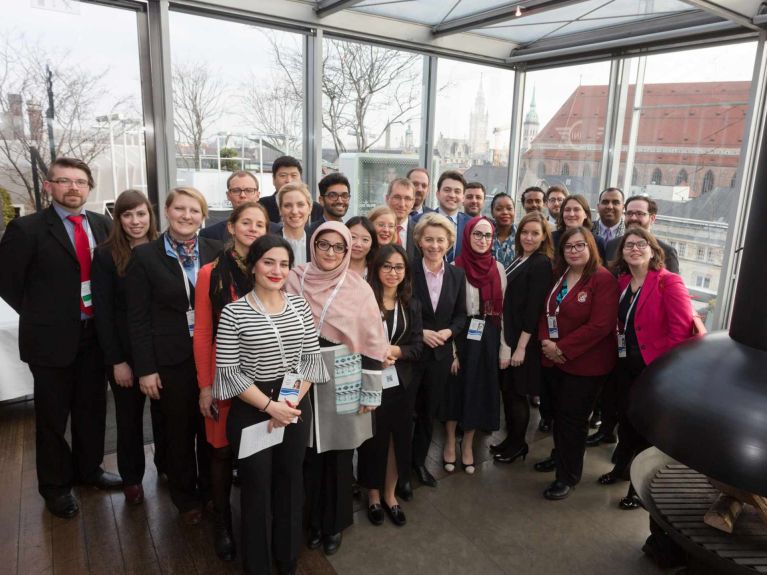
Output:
(214, 235), (329, 575)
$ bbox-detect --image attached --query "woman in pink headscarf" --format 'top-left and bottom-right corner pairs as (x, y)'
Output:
(285, 221), (388, 557)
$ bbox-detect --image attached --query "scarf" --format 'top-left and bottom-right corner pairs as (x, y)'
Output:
(168, 233), (198, 269)
(285, 221), (388, 362)
(454, 216), (504, 318)
(209, 249), (252, 335)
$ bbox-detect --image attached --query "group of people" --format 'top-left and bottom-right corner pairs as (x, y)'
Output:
(0, 154), (700, 575)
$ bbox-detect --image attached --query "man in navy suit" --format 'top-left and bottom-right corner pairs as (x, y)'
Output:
(259, 156), (323, 224)
(407, 167), (435, 216)
(199, 170), (260, 242)
(0, 157), (121, 519)
(386, 177), (420, 262)
(415, 170), (470, 262)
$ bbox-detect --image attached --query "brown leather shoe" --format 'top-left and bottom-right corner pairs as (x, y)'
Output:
(123, 484), (144, 505)
(180, 508), (202, 525)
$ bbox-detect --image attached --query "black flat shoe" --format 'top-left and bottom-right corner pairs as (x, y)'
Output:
(396, 480), (413, 501)
(585, 431), (617, 447)
(493, 444), (529, 464)
(382, 502), (406, 526)
(598, 467), (629, 485)
(538, 418), (552, 433)
(367, 503), (385, 525)
(323, 532), (342, 556)
(544, 480), (573, 500)
(534, 457), (556, 472)
(81, 469), (123, 490)
(620, 494), (642, 510)
(45, 493), (79, 519)
(414, 465), (437, 487)
(307, 528), (322, 550)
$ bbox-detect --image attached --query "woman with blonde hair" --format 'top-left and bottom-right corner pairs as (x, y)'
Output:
(276, 182), (313, 265)
(368, 205), (398, 246)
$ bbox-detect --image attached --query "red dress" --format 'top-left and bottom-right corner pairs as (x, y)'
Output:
(193, 262), (233, 448)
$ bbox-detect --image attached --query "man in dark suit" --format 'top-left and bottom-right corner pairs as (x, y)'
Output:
(463, 181), (485, 217)
(386, 177), (419, 262)
(407, 167), (435, 216)
(0, 157), (121, 518)
(199, 170), (260, 242)
(415, 170), (471, 262)
(259, 156), (323, 224)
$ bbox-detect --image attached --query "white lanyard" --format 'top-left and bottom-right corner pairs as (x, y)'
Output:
(248, 291), (304, 373)
(300, 268), (347, 334)
(176, 259), (193, 311)
(505, 255), (529, 276)
(618, 284), (642, 334)
(546, 267), (573, 318)
(382, 301), (401, 344)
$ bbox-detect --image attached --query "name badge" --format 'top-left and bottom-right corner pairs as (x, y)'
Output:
(467, 318), (485, 341)
(278, 372), (302, 403)
(382, 366), (399, 389)
(186, 309), (195, 337)
(81, 280), (93, 308)
(617, 333), (627, 358)
(547, 315), (559, 339)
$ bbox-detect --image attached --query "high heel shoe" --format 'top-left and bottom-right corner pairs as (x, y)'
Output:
(443, 459), (456, 473)
(489, 437), (511, 454)
(461, 460), (475, 475)
(493, 444), (529, 464)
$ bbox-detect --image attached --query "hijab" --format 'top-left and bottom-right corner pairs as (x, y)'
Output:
(285, 221), (388, 362)
(455, 216), (504, 317)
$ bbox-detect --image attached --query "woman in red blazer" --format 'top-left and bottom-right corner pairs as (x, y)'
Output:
(598, 227), (693, 509)
(536, 226), (618, 500)
(193, 201), (269, 560)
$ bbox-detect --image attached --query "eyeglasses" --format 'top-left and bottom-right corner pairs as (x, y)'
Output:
(375, 222), (396, 231)
(471, 231), (493, 242)
(625, 210), (650, 218)
(547, 197), (565, 204)
(563, 241), (587, 253)
(388, 194), (414, 203)
(324, 191), (350, 201)
(51, 178), (89, 188)
(228, 187), (258, 196)
(623, 240), (649, 251)
(315, 239), (347, 254)
(381, 263), (406, 274)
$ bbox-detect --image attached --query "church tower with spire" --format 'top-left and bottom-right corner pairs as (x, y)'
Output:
(522, 85), (540, 151)
(469, 75), (489, 163)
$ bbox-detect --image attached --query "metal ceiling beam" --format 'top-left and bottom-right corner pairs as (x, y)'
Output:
(678, 0), (761, 31)
(431, 0), (587, 38)
(315, 0), (365, 18)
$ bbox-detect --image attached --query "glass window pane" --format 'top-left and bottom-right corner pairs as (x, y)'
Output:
(169, 11), (304, 211)
(618, 43), (757, 326)
(0, 2), (147, 214)
(434, 59), (514, 215)
(322, 37), (423, 216)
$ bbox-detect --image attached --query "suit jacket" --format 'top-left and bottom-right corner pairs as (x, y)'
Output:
(538, 266), (618, 377)
(260, 194), (323, 224)
(389, 298), (424, 389)
(126, 234), (222, 377)
(606, 235), (679, 274)
(412, 209), (470, 263)
(91, 246), (132, 366)
(199, 220), (230, 243)
(412, 259), (467, 361)
(411, 205), (435, 217)
(618, 268), (692, 365)
(0, 206), (112, 366)
(503, 253), (553, 349)
(400, 216), (420, 264)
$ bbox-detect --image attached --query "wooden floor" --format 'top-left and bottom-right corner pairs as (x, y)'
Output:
(0, 400), (335, 575)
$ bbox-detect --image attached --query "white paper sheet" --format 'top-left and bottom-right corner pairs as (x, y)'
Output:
(237, 420), (284, 459)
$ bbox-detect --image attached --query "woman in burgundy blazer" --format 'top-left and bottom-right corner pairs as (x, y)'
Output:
(536, 226), (618, 501)
(598, 228), (693, 509)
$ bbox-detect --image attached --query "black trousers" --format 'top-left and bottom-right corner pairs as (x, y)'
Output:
(150, 398), (167, 474)
(30, 321), (106, 499)
(304, 447), (354, 535)
(108, 370), (146, 486)
(500, 368), (530, 452)
(594, 371), (619, 435)
(228, 394), (311, 575)
(156, 358), (210, 512)
(547, 367), (604, 486)
(613, 349), (650, 472)
(410, 355), (451, 467)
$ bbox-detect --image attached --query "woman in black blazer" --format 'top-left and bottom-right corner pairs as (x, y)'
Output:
(91, 190), (159, 505)
(126, 186), (222, 524)
(358, 244), (423, 527)
(406, 213), (467, 491)
(493, 213), (554, 463)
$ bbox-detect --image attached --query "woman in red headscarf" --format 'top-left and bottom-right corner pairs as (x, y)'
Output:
(439, 216), (511, 475)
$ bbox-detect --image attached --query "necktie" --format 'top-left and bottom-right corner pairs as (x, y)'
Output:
(396, 225), (404, 246)
(67, 215), (93, 317)
(604, 228), (612, 242)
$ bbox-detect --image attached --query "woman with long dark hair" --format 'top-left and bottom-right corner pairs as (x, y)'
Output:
(357, 244), (423, 527)
(193, 200), (268, 560)
(346, 216), (378, 279)
(92, 190), (159, 505)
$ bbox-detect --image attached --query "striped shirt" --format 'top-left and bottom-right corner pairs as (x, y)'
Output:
(214, 292), (329, 400)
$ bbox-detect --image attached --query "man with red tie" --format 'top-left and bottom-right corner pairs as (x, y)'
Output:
(0, 157), (120, 519)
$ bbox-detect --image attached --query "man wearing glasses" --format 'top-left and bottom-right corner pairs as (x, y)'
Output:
(307, 173), (352, 243)
(545, 185), (568, 226)
(0, 157), (121, 519)
(200, 170), (260, 242)
(385, 178), (418, 261)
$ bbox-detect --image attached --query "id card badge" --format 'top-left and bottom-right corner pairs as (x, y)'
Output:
(382, 366), (399, 389)
(467, 318), (486, 341)
(617, 333), (627, 358)
(278, 372), (302, 403)
(547, 315), (559, 339)
(186, 309), (195, 337)
(81, 280), (93, 308)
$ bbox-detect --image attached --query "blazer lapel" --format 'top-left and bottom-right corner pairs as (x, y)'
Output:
(434, 264), (453, 318)
(45, 206), (77, 262)
(199, 237), (220, 266)
(636, 270), (659, 314)
(85, 211), (110, 244)
(413, 260), (436, 316)
(505, 256), (530, 285)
